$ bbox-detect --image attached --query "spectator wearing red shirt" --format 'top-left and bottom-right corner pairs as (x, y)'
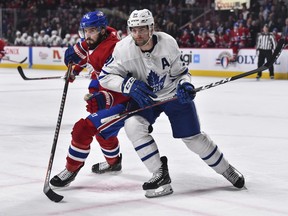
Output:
(195, 29), (214, 48)
(223, 29), (231, 48)
(178, 29), (192, 48)
(238, 20), (251, 47)
(272, 28), (281, 42)
(214, 28), (226, 48)
(229, 22), (246, 62)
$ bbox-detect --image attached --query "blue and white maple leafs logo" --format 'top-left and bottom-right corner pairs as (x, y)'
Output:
(147, 70), (166, 92)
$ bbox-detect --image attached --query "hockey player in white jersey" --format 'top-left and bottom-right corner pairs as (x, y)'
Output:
(99, 9), (245, 198)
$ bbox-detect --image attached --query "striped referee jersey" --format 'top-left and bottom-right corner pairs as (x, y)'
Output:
(256, 33), (276, 50)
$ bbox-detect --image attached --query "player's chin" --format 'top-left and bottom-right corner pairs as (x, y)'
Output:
(86, 41), (97, 49)
(135, 40), (147, 47)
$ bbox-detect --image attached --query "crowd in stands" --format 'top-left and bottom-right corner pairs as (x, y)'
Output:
(177, 0), (288, 49)
(0, 0), (288, 50)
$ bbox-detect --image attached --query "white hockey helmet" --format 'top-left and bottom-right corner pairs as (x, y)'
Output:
(127, 9), (154, 29)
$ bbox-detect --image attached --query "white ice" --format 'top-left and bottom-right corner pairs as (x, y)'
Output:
(0, 67), (288, 216)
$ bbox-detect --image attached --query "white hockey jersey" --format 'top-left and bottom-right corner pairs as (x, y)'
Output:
(100, 32), (192, 101)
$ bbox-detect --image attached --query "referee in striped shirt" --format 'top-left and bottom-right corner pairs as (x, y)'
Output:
(256, 24), (277, 80)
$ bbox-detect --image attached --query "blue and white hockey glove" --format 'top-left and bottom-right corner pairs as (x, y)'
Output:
(176, 82), (196, 104)
(122, 76), (157, 108)
(64, 41), (88, 66)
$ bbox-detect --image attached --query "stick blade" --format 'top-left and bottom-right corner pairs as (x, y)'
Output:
(44, 185), (64, 202)
(17, 66), (29, 80)
(19, 57), (27, 64)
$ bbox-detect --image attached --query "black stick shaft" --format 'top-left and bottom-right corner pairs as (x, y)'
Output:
(43, 63), (73, 202)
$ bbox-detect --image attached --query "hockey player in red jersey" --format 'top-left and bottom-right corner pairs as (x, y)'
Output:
(50, 10), (130, 187)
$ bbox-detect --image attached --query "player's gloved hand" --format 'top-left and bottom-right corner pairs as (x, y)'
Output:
(121, 76), (157, 108)
(64, 69), (79, 83)
(84, 91), (113, 113)
(176, 82), (196, 104)
(64, 41), (89, 66)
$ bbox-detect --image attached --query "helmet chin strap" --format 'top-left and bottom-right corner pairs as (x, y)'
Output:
(135, 35), (152, 47)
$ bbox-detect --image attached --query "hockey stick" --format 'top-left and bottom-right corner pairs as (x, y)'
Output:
(17, 66), (90, 80)
(43, 63), (73, 202)
(3, 57), (27, 64)
(98, 38), (286, 131)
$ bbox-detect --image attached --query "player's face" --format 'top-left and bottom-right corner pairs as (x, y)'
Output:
(84, 27), (100, 46)
(130, 26), (150, 46)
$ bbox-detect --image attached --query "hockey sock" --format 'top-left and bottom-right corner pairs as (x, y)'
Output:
(96, 135), (120, 165)
(66, 118), (97, 171)
(182, 132), (229, 174)
(125, 115), (161, 173)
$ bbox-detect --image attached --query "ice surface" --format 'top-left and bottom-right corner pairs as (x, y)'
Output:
(1, 67), (288, 216)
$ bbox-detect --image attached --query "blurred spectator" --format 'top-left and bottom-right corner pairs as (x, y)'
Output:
(21, 33), (28, 45)
(215, 28), (229, 48)
(26, 36), (33, 46)
(204, 20), (213, 33)
(223, 29), (231, 47)
(194, 29), (214, 48)
(247, 19), (260, 48)
(37, 30), (46, 46)
(43, 34), (50, 45)
(42, 21), (52, 36)
(14, 31), (22, 45)
(239, 20), (251, 48)
(33, 32), (40, 46)
(49, 30), (62, 46)
(178, 29), (193, 48)
(229, 22), (247, 62)
(62, 33), (72, 47)
(266, 12), (277, 31)
(185, 0), (196, 8)
(55, 22), (67, 39)
(282, 17), (288, 38)
(240, 3), (250, 21)
(272, 28), (281, 42)
(192, 22), (203, 36)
